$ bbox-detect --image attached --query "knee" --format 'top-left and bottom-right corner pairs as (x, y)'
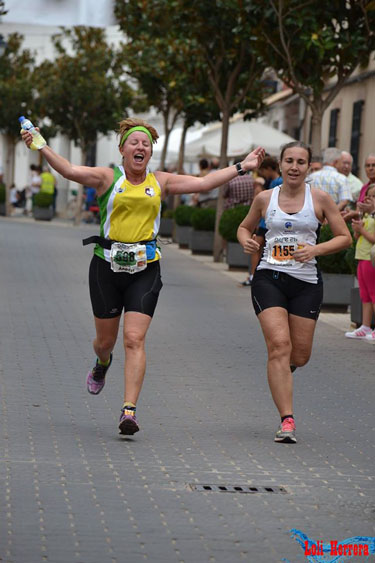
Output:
(268, 338), (292, 361)
(291, 350), (311, 367)
(95, 335), (116, 354)
(124, 330), (145, 351)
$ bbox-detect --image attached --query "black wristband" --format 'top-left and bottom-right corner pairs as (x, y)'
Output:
(235, 162), (246, 176)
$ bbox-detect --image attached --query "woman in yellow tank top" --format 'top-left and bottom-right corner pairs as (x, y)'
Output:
(21, 117), (264, 437)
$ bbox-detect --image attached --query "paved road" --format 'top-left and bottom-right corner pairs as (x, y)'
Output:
(0, 217), (374, 563)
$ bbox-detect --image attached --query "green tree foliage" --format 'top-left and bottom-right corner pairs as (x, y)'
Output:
(252, 0), (375, 155)
(36, 26), (134, 156)
(0, 33), (35, 210)
(115, 0), (268, 259)
(114, 0), (220, 171)
(34, 26), (134, 223)
(0, 0), (7, 16)
(0, 33), (35, 139)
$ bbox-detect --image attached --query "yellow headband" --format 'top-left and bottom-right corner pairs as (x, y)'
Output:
(120, 126), (153, 147)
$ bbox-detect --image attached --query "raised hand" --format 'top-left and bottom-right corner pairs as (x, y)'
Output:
(242, 147), (265, 172)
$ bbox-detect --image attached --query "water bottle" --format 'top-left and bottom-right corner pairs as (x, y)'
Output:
(19, 116), (46, 150)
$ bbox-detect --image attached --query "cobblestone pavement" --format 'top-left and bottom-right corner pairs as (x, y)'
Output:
(0, 217), (374, 563)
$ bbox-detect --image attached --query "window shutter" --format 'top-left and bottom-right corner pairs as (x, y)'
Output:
(328, 109), (340, 147)
(350, 100), (364, 176)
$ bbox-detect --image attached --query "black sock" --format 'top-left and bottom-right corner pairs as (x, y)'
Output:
(281, 414), (294, 422)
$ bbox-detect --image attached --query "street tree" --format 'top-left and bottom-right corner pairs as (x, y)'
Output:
(115, 0), (267, 260)
(0, 32), (35, 215)
(252, 0), (375, 155)
(114, 1), (189, 170)
(35, 26), (134, 223)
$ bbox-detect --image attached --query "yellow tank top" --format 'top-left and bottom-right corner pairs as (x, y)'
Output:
(94, 166), (162, 263)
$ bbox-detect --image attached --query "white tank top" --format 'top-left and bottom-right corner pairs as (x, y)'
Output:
(257, 184), (321, 283)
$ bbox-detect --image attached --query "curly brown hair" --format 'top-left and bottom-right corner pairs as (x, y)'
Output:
(117, 117), (159, 146)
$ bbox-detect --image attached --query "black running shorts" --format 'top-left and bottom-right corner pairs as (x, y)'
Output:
(89, 255), (163, 319)
(251, 268), (323, 320)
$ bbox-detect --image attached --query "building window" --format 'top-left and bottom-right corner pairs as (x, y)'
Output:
(328, 109), (340, 147)
(350, 100), (364, 176)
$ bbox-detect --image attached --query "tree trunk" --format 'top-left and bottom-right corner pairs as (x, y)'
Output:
(173, 120), (189, 212)
(177, 120), (188, 174)
(74, 150), (87, 226)
(159, 129), (171, 172)
(213, 110), (230, 262)
(4, 136), (15, 217)
(310, 107), (324, 157)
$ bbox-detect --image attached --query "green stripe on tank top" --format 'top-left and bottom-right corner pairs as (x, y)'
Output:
(94, 166), (123, 260)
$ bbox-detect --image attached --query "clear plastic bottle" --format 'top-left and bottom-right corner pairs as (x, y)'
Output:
(19, 116), (46, 150)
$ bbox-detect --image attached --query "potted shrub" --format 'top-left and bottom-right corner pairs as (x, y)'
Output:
(190, 207), (216, 254)
(174, 205), (194, 248)
(317, 224), (356, 306)
(0, 182), (5, 215)
(33, 191), (54, 221)
(159, 208), (174, 237)
(219, 205), (251, 269)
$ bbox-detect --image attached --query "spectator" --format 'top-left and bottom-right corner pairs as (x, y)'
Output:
(30, 164), (42, 196)
(197, 157), (220, 208)
(342, 154), (375, 222)
(40, 166), (56, 195)
(309, 147), (352, 210)
(223, 158), (254, 210)
(309, 156), (323, 173)
(306, 156), (323, 183)
(345, 183), (375, 341)
(335, 151), (363, 202)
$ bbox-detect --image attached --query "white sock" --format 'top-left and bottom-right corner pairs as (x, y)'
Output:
(359, 325), (372, 332)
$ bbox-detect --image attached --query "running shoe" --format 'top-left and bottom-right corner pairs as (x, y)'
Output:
(86, 354), (112, 395)
(365, 330), (375, 342)
(241, 277), (252, 286)
(119, 407), (140, 435)
(345, 326), (372, 339)
(274, 417), (297, 444)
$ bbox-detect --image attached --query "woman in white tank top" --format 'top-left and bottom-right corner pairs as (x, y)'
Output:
(238, 142), (352, 444)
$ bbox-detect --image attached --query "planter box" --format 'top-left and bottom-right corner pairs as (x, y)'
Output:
(321, 273), (355, 305)
(176, 225), (193, 248)
(226, 241), (250, 270)
(33, 206), (53, 221)
(0, 203), (5, 216)
(350, 287), (375, 327)
(159, 217), (174, 237)
(190, 229), (214, 255)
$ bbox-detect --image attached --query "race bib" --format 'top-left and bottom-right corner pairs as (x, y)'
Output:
(110, 242), (147, 274)
(267, 236), (304, 266)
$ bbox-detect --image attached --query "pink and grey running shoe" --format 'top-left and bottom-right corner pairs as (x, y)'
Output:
(86, 354), (112, 395)
(274, 417), (297, 444)
(119, 407), (139, 435)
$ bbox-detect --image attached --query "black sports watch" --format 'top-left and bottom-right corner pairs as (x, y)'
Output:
(235, 162), (246, 176)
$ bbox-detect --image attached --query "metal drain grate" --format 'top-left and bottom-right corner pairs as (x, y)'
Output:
(190, 484), (287, 494)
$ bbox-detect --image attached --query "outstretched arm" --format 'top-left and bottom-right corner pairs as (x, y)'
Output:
(21, 129), (113, 195)
(156, 147), (265, 197)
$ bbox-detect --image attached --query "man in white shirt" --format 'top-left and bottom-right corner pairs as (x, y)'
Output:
(335, 150), (363, 202)
(309, 147), (352, 210)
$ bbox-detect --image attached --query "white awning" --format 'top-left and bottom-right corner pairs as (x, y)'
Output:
(183, 118), (296, 161)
